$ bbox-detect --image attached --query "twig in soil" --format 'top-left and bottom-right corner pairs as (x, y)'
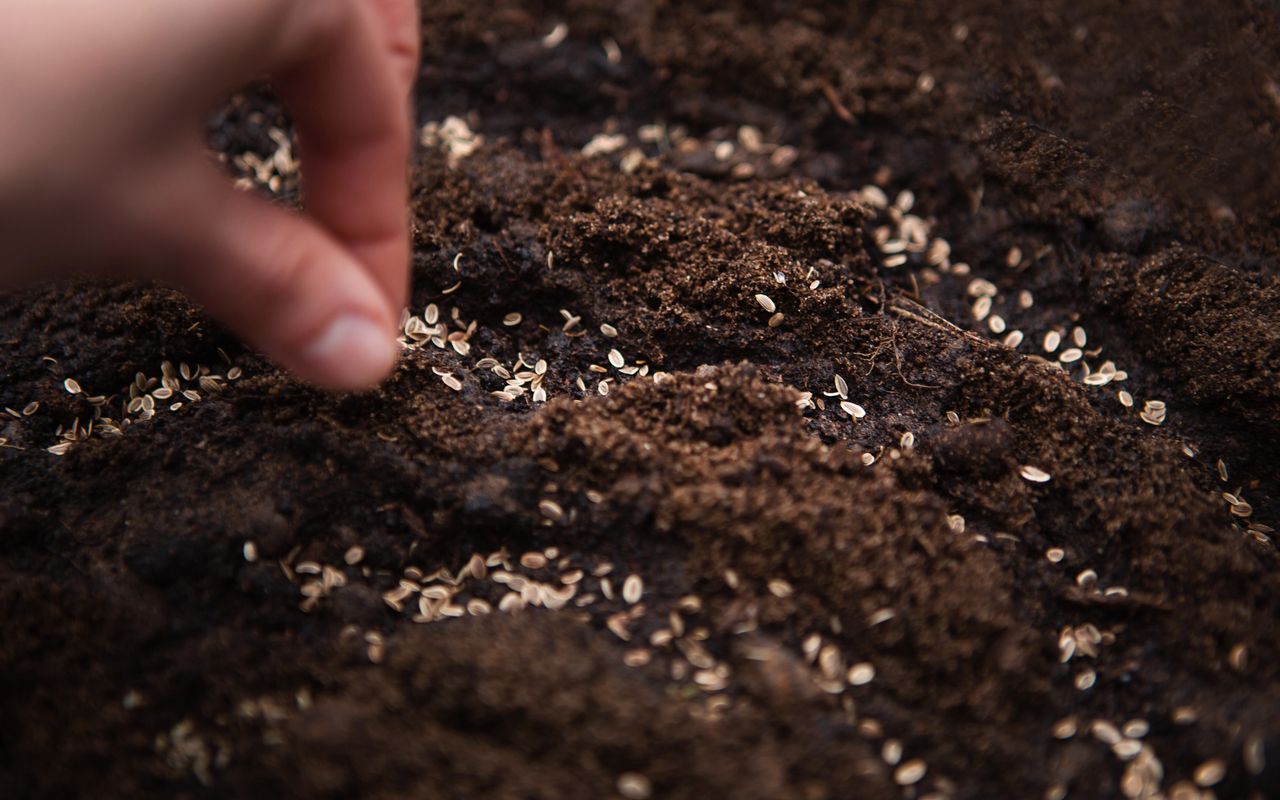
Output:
(889, 319), (941, 390)
(820, 82), (857, 125)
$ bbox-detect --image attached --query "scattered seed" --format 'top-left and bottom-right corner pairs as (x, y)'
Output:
(1003, 330), (1024, 348)
(242, 542), (258, 562)
(754, 293), (776, 313)
(834, 374), (849, 399)
(1193, 759), (1226, 787)
(768, 312), (785, 327)
(622, 574), (644, 604)
(600, 323), (618, 337)
(520, 552), (547, 570)
(608, 349), (625, 369)
(502, 312), (522, 327)
(848, 662), (876, 685)
(343, 546), (364, 565)
(1244, 736), (1266, 776)
(1043, 331), (1061, 353)
(767, 578), (793, 598)
(21, 401), (38, 416)
(1020, 465), (1051, 483)
(1052, 717), (1078, 739)
(442, 374), (463, 392)
(894, 759), (927, 786)
(539, 499), (565, 522)
(1075, 668), (1097, 690)
(617, 773), (652, 800)
(1046, 547), (1065, 563)
(1118, 390), (1134, 408)
(1123, 720), (1150, 739)
(900, 431), (915, 448)
(1059, 348), (1083, 363)
(64, 378), (82, 394)
(840, 401), (866, 419)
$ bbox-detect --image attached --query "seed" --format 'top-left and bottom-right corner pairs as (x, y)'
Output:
(968, 278), (998, 297)
(1118, 390), (1134, 407)
(1113, 740), (1143, 760)
(894, 759), (927, 786)
(848, 662), (876, 685)
(1244, 737), (1266, 776)
(1193, 759), (1225, 787)
(539, 499), (565, 522)
(1052, 717), (1078, 738)
(754, 293), (776, 313)
(343, 546), (364, 565)
(1059, 348), (1083, 363)
(1046, 547), (1065, 563)
(900, 431), (914, 449)
(617, 773), (652, 800)
(243, 542), (258, 562)
(622, 574), (643, 604)
(520, 552), (547, 570)
(227, 367), (243, 380)
(1043, 331), (1061, 352)
(64, 378), (82, 394)
(442, 374), (463, 392)
(988, 315), (1006, 334)
(1072, 326), (1087, 347)
(1075, 669), (1097, 690)
(1123, 720), (1150, 739)
(21, 402), (38, 416)
(973, 295), (992, 321)
(1229, 643), (1248, 671)
(608, 349), (625, 368)
(1092, 721), (1122, 745)
(1020, 465), (1051, 483)
(1006, 246), (1023, 267)
(467, 599), (492, 616)
(882, 739), (903, 765)
(767, 578), (793, 598)
(834, 374), (849, 398)
(600, 323), (618, 337)
(768, 312), (785, 327)
(861, 452), (875, 465)
(840, 401), (866, 419)
(1076, 569), (1097, 587)
(1003, 330), (1024, 348)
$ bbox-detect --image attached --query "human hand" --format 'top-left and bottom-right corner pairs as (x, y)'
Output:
(0, 0), (419, 390)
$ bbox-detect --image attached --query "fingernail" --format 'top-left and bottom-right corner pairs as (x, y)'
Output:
(302, 314), (398, 389)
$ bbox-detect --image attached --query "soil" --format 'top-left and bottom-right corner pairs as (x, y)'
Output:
(3, 2), (1279, 798)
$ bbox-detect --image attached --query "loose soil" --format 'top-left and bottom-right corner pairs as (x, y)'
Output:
(3, 2), (1280, 798)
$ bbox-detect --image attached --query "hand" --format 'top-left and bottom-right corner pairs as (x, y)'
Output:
(0, 0), (420, 390)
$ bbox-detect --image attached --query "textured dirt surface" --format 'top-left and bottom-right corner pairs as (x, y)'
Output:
(3, 2), (1280, 798)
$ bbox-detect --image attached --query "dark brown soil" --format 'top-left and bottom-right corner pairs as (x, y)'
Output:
(3, 2), (1279, 798)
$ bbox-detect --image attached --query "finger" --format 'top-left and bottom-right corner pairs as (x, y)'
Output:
(156, 167), (401, 391)
(269, 0), (413, 312)
(368, 0), (422, 92)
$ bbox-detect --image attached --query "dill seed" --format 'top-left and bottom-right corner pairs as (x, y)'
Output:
(227, 367), (243, 380)
(1193, 759), (1225, 787)
(622, 574), (643, 604)
(1092, 721), (1122, 745)
(539, 499), (565, 522)
(1075, 669), (1097, 690)
(1003, 330), (1024, 348)
(767, 578), (793, 598)
(1113, 740), (1143, 760)
(1058, 348), (1083, 363)
(1052, 717), (1078, 739)
(441, 374), (463, 392)
(972, 296), (992, 321)
(617, 773), (652, 800)
(1123, 720), (1149, 739)
(600, 323), (618, 337)
(1006, 246), (1023, 268)
(754, 293), (776, 313)
(988, 315), (1006, 334)
(848, 662), (875, 685)
(1118, 390), (1134, 407)
(608, 349), (625, 369)
(1072, 326), (1087, 347)
(242, 542), (258, 562)
(834, 374), (849, 398)
(520, 552), (547, 570)
(894, 760), (927, 786)
(1020, 465), (1051, 483)
(503, 312), (522, 326)
(1043, 331), (1061, 352)
(840, 401), (866, 419)
(882, 739), (903, 765)
(1046, 547), (1065, 563)
(64, 378), (82, 394)
(21, 402), (38, 416)
(768, 312), (785, 327)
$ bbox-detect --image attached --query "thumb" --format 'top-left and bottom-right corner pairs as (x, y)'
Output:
(155, 168), (401, 391)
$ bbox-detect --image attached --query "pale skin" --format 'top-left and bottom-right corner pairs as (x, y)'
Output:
(0, 0), (420, 390)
